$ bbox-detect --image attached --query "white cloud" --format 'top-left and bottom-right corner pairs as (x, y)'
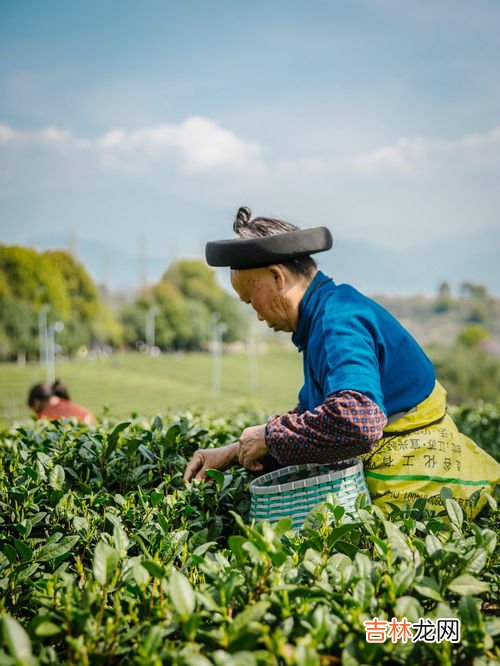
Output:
(1, 119), (500, 184)
(1, 118), (499, 261)
(0, 122), (90, 151)
(0, 117), (263, 173)
(346, 127), (500, 174)
(2, 118), (499, 177)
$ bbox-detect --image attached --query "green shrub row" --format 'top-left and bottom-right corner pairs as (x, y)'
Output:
(0, 414), (498, 665)
(451, 401), (500, 461)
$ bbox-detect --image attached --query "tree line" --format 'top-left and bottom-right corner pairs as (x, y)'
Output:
(0, 245), (247, 361)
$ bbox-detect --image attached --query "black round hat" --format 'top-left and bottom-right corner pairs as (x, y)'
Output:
(205, 227), (333, 270)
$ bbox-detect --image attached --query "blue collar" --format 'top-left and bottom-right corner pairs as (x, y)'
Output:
(292, 270), (332, 351)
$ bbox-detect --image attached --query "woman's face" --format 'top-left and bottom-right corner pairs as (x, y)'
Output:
(230, 267), (293, 332)
(30, 398), (45, 414)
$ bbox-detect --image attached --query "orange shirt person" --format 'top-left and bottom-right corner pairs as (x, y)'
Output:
(27, 380), (96, 425)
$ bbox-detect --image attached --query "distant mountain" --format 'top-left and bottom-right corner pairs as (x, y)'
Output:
(322, 226), (500, 296)
(24, 226), (500, 297)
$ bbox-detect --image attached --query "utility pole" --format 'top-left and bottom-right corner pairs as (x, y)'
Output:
(145, 306), (158, 353)
(247, 320), (260, 390)
(46, 321), (64, 384)
(211, 313), (227, 395)
(38, 305), (50, 368)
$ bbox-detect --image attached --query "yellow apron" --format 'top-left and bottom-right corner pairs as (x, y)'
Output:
(360, 382), (500, 518)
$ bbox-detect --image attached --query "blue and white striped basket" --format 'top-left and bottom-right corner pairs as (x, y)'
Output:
(249, 458), (370, 530)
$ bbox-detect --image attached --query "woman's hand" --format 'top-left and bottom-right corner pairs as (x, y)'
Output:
(238, 424), (268, 472)
(183, 442), (239, 482)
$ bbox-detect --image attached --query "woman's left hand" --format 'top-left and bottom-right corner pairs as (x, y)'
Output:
(238, 424), (268, 472)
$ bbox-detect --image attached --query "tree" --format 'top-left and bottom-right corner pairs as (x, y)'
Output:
(91, 304), (124, 347)
(123, 282), (211, 351)
(457, 282), (495, 324)
(44, 250), (100, 322)
(434, 281), (454, 314)
(122, 260), (248, 351)
(0, 244), (122, 358)
(456, 324), (490, 349)
(0, 296), (38, 359)
(460, 282), (489, 300)
(161, 260), (247, 342)
(0, 245), (70, 318)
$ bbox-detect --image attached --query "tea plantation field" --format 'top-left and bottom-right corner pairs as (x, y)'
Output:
(0, 410), (498, 665)
(0, 349), (302, 425)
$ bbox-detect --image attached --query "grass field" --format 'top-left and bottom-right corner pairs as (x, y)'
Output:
(0, 347), (303, 425)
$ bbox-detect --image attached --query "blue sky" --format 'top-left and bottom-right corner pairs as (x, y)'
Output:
(1, 0), (499, 291)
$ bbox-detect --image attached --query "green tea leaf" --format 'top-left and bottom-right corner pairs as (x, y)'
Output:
(34, 621), (61, 637)
(483, 492), (497, 512)
(192, 542), (216, 557)
(142, 560), (166, 579)
(44, 532), (63, 546)
(448, 574), (489, 596)
(73, 516), (89, 533)
(394, 596), (423, 623)
(16, 563), (39, 583)
(2, 614), (35, 664)
(37, 535), (79, 562)
(327, 553), (351, 573)
(354, 552), (372, 579)
(228, 535), (248, 566)
(133, 561), (151, 586)
(93, 541), (119, 587)
(352, 579), (374, 610)
(425, 533), (442, 557)
(394, 566), (415, 596)
(465, 548), (487, 575)
(105, 421), (131, 459)
(232, 601), (269, 636)
(369, 534), (389, 557)
(206, 468), (225, 486)
(3, 544), (18, 564)
(113, 523), (130, 558)
(165, 425), (181, 446)
(445, 499), (463, 529)
(440, 487), (453, 504)
(152, 415), (163, 431)
(183, 654), (213, 666)
(14, 539), (33, 562)
(458, 595), (481, 629)
(415, 576), (443, 601)
(480, 529), (497, 556)
(274, 517), (293, 536)
(49, 464), (65, 490)
(169, 568), (195, 617)
(383, 520), (413, 560)
(302, 548), (323, 574)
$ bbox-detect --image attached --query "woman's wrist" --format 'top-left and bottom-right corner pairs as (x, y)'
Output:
(226, 442), (240, 466)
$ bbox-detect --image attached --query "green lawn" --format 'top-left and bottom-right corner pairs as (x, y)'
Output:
(0, 347), (303, 425)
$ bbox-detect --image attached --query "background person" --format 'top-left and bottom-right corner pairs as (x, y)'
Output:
(27, 379), (96, 425)
(184, 207), (499, 516)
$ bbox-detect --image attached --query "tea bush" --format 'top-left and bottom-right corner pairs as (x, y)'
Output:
(451, 401), (500, 461)
(0, 413), (498, 665)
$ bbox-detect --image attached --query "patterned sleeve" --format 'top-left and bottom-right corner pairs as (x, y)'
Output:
(265, 390), (387, 466)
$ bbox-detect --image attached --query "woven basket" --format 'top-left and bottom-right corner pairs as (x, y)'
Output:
(249, 458), (370, 530)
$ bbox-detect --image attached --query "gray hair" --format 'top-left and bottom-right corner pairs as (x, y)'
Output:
(232, 206), (317, 278)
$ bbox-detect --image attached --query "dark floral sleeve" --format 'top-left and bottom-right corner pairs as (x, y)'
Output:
(265, 390), (387, 466)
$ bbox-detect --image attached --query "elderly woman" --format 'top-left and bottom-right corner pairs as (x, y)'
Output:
(184, 207), (499, 515)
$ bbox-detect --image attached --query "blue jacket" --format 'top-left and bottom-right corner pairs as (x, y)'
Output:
(292, 271), (436, 416)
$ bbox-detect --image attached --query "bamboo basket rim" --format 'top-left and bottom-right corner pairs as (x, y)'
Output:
(249, 458), (363, 496)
